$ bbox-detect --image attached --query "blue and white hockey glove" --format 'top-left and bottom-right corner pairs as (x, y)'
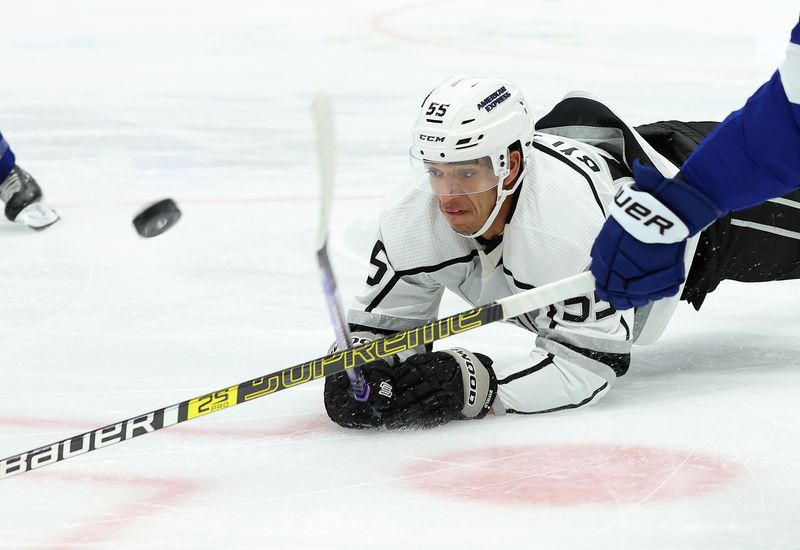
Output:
(590, 161), (720, 310)
(593, 19), (800, 310)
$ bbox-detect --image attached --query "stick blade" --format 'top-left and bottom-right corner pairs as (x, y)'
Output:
(311, 90), (336, 252)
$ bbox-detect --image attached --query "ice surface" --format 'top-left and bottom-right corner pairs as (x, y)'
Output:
(1, 1), (799, 547)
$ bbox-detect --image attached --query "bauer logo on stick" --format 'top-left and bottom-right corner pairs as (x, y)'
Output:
(133, 198), (182, 238)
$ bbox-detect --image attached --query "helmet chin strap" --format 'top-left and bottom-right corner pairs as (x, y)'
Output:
(456, 163), (527, 239)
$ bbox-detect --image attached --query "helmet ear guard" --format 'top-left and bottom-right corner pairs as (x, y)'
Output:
(497, 140), (528, 196)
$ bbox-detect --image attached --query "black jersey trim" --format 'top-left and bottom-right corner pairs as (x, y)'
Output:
(620, 316), (631, 341)
(558, 341), (630, 377)
(502, 266), (535, 290)
(531, 140), (606, 217)
(476, 234), (504, 254)
(365, 274), (401, 313)
(396, 249), (479, 277)
(547, 304), (558, 329)
(507, 310), (538, 332)
(497, 354), (554, 384)
(364, 250), (480, 312)
(504, 382), (608, 415)
(536, 96), (653, 174)
(601, 153), (630, 180)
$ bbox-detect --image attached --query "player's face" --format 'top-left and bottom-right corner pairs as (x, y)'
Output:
(436, 181), (500, 235)
(433, 151), (520, 237)
(425, 158), (497, 233)
(423, 158), (499, 196)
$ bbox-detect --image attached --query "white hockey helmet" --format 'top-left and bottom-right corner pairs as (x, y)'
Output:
(410, 76), (534, 237)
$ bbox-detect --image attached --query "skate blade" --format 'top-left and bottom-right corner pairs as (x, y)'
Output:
(15, 201), (60, 230)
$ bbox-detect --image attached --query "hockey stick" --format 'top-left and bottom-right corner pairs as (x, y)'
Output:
(0, 270), (594, 480)
(312, 90), (369, 401)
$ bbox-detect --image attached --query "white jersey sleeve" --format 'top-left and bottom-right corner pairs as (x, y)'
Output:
(494, 290), (634, 414)
(490, 136), (635, 414)
(346, 189), (471, 332)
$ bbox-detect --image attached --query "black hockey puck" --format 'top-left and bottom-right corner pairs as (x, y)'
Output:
(133, 198), (181, 238)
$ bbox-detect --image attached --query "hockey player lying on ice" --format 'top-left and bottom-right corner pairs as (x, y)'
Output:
(324, 21), (800, 430)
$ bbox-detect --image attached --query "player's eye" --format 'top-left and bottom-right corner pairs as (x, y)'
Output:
(426, 168), (443, 178)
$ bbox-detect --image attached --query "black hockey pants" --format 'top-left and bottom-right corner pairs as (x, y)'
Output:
(683, 189), (800, 309)
(636, 120), (800, 310)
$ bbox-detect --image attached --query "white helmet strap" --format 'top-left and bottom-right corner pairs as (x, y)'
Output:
(457, 159), (527, 239)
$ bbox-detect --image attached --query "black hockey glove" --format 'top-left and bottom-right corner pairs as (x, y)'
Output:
(382, 348), (497, 430)
(323, 331), (399, 429)
(324, 359), (398, 429)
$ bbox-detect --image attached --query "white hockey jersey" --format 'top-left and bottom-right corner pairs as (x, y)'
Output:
(347, 92), (685, 415)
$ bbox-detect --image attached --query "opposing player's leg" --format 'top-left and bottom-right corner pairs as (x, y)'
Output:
(682, 188), (800, 309)
(0, 165), (60, 230)
(0, 131), (13, 179)
(0, 132), (59, 230)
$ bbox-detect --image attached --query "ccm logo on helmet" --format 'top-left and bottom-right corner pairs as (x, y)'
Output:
(419, 134), (445, 143)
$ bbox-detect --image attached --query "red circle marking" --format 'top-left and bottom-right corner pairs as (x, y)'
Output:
(400, 444), (737, 507)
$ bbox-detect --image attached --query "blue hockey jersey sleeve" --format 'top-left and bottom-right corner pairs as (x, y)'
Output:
(680, 22), (800, 213)
(0, 131), (14, 181)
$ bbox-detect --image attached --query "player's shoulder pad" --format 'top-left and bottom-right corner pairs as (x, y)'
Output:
(497, 142), (610, 286)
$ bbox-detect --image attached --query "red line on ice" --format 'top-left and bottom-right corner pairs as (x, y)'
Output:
(27, 470), (205, 548)
(399, 443), (738, 507)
